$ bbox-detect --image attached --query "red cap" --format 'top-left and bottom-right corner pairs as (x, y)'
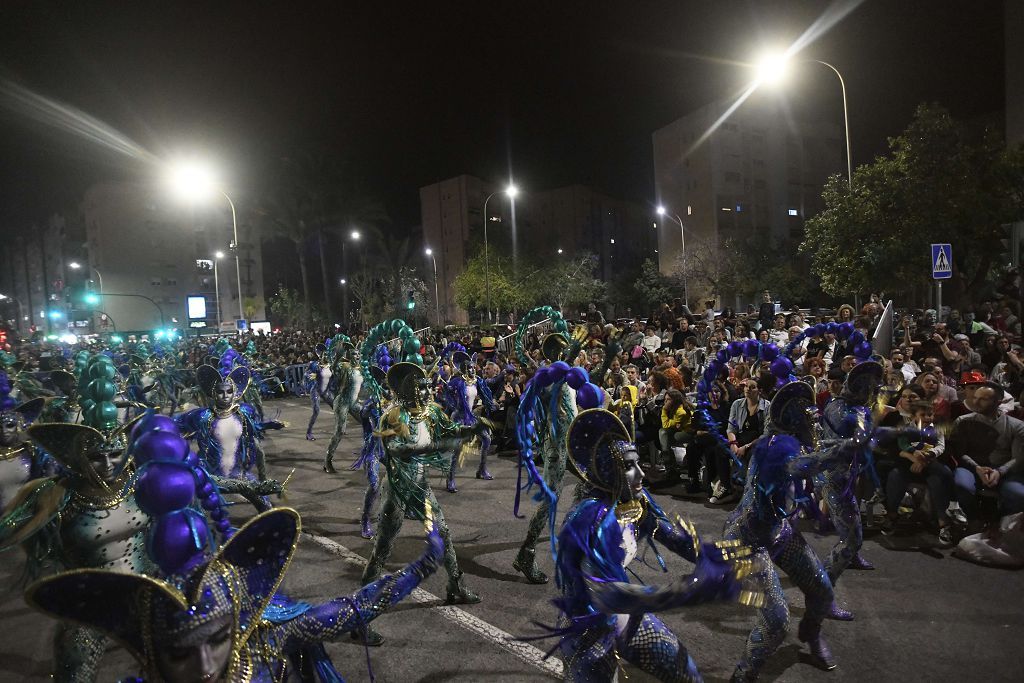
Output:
(960, 371), (986, 385)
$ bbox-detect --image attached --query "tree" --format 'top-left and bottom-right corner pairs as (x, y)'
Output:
(452, 249), (533, 319)
(802, 103), (1024, 305)
(534, 252), (606, 316)
(673, 235), (745, 306)
(256, 188), (317, 323)
(266, 287), (304, 328)
(633, 258), (679, 311)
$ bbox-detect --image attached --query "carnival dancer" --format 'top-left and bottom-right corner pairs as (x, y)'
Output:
(26, 500), (443, 682)
(511, 322), (577, 584)
(537, 408), (759, 682)
(174, 352), (284, 512)
(360, 359), (489, 645)
(814, 359), (885, 620)
(0, 371), (46, 509)
(324, 335), (363, 473)
(351, 345), (392, 539)
(304, 343), (332, 440)
(0, 356), (229, 682)
(440, 345), (497, 489)
(724, 381), (844, 680)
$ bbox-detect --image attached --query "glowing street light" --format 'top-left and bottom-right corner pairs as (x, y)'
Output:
(167, 159), (244, 321)
(424, 247), (440, 327)
(654, 205), (688, 305)
(339, 278), (347, 285)
(755, 51), (790, 85)
(483, 182), (519, 322)
(350, 229), (361, 241)
(213, 251), (225, 330)
(752, 52), (852, 188)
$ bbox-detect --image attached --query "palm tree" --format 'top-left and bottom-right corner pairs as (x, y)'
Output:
(282, 152), (389, 321)
(255, 188), (316, 324)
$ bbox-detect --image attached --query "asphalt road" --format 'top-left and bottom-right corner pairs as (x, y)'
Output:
(1, 396), (1022, 682)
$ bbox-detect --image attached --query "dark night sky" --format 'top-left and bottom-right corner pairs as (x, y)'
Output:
(0, 0), (1006, 229)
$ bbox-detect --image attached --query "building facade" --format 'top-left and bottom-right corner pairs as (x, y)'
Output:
(80, 181), (266, 333)
(420, 175), (655, 324)
(652, 94), (844, 303)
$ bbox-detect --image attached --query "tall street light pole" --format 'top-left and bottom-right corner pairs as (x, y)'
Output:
(342, 229), (360, 326)
(425, 247), (440, 327)
(483, 183), (518, 323)
(213, 251), (224, 331)
(168, 161), (245, 325)
(69, 261), (103, 334)
(656, 206), (688, 305)
(756, 55), (853, 189)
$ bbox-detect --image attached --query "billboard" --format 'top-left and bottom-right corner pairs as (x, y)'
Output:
(187, 295), (207, 320)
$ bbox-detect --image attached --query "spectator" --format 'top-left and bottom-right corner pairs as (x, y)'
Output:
(880, 400), (955, 545)
(642, 325), (661, 354)
(757, 291), (775, 332)
(948, 385), (1024, 521)
(650, 388), (693, 490)
(817, 367), (846, 411)
(890, 348), (916, 385)
(714, 379), (769, 504)
(917, 371), (954, 423)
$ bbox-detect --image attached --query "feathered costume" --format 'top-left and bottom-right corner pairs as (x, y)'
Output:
(350, 344), (392, 539)
(0, 372), (48, 509)
(25, 418), (444, 683)
(174, 350), (284, 512)
(324, 334), (364, 473)
(0, 355), (231, 683)
(528, 409), (759, 682)
(305, 343), (332, 440)
(441, 343), (497, 487)
(358, 320), (486, 648)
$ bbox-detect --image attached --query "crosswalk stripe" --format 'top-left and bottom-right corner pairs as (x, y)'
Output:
(303, 531), (564, 679)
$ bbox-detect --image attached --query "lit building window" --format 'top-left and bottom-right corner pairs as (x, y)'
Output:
(788, 209), (799, 216)
(610, 238), (615, 244)
(687, 205), (692, 215)
(721, 207), (732, 212)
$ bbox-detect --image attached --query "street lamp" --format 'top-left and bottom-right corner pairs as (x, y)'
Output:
(168, 160), (245, 322)
(425, 247), (440, 327)
(213, 251), (225, 331)
(656, 206), (688, 305)
(483, 183), (518, 323)
(754, 53), (853, 189)
(340, 230), (362, 325)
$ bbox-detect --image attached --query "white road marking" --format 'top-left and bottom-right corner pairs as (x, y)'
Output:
(303, 531), (564, 679)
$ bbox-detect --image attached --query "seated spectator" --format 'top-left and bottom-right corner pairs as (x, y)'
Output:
(880, 400), (955, 545)
(890, 348), (917, 384)
(948, 385), (1024, 522)
(713, 379), (769, 504)
(650, 388), (692, 490)
(804, 356), (828, 393)
(817, 367), (846, 411)
(641, 325), (661, 354)
(917, 371), (953, 423)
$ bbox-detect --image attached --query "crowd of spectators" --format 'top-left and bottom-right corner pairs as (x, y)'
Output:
(5, 284), (1022, 551)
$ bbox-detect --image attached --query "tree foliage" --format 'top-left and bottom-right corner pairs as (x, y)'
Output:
(801, 103), (1024, 304)
(633, 259), (679, 308)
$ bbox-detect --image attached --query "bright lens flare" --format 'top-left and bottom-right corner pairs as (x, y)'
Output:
(168, 161), (217, 201)
(756, 52), (789, 85)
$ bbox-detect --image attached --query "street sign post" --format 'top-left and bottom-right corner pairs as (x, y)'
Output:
(931, 243), (952, 319)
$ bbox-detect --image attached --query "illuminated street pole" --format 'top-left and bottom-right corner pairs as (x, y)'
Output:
(656, 206), (688, 305)
(483, 183), (518, 323)
(425, 247), (440, 327)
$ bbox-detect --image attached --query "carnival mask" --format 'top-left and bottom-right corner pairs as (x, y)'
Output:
(0, 411), (21, 447)
(214, 380), (236, 410)
(619, 445), (644, 503)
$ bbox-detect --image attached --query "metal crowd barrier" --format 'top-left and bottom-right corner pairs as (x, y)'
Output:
(283, 363), (310, 396)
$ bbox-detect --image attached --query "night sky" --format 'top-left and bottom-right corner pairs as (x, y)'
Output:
(0, 1), (1006, 230)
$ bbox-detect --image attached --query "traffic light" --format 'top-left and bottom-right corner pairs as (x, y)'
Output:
(84, 292), (100, 307)
(406, 290), (415, 310)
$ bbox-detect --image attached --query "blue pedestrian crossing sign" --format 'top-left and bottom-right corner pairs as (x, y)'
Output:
(931, 243), (952, 279)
